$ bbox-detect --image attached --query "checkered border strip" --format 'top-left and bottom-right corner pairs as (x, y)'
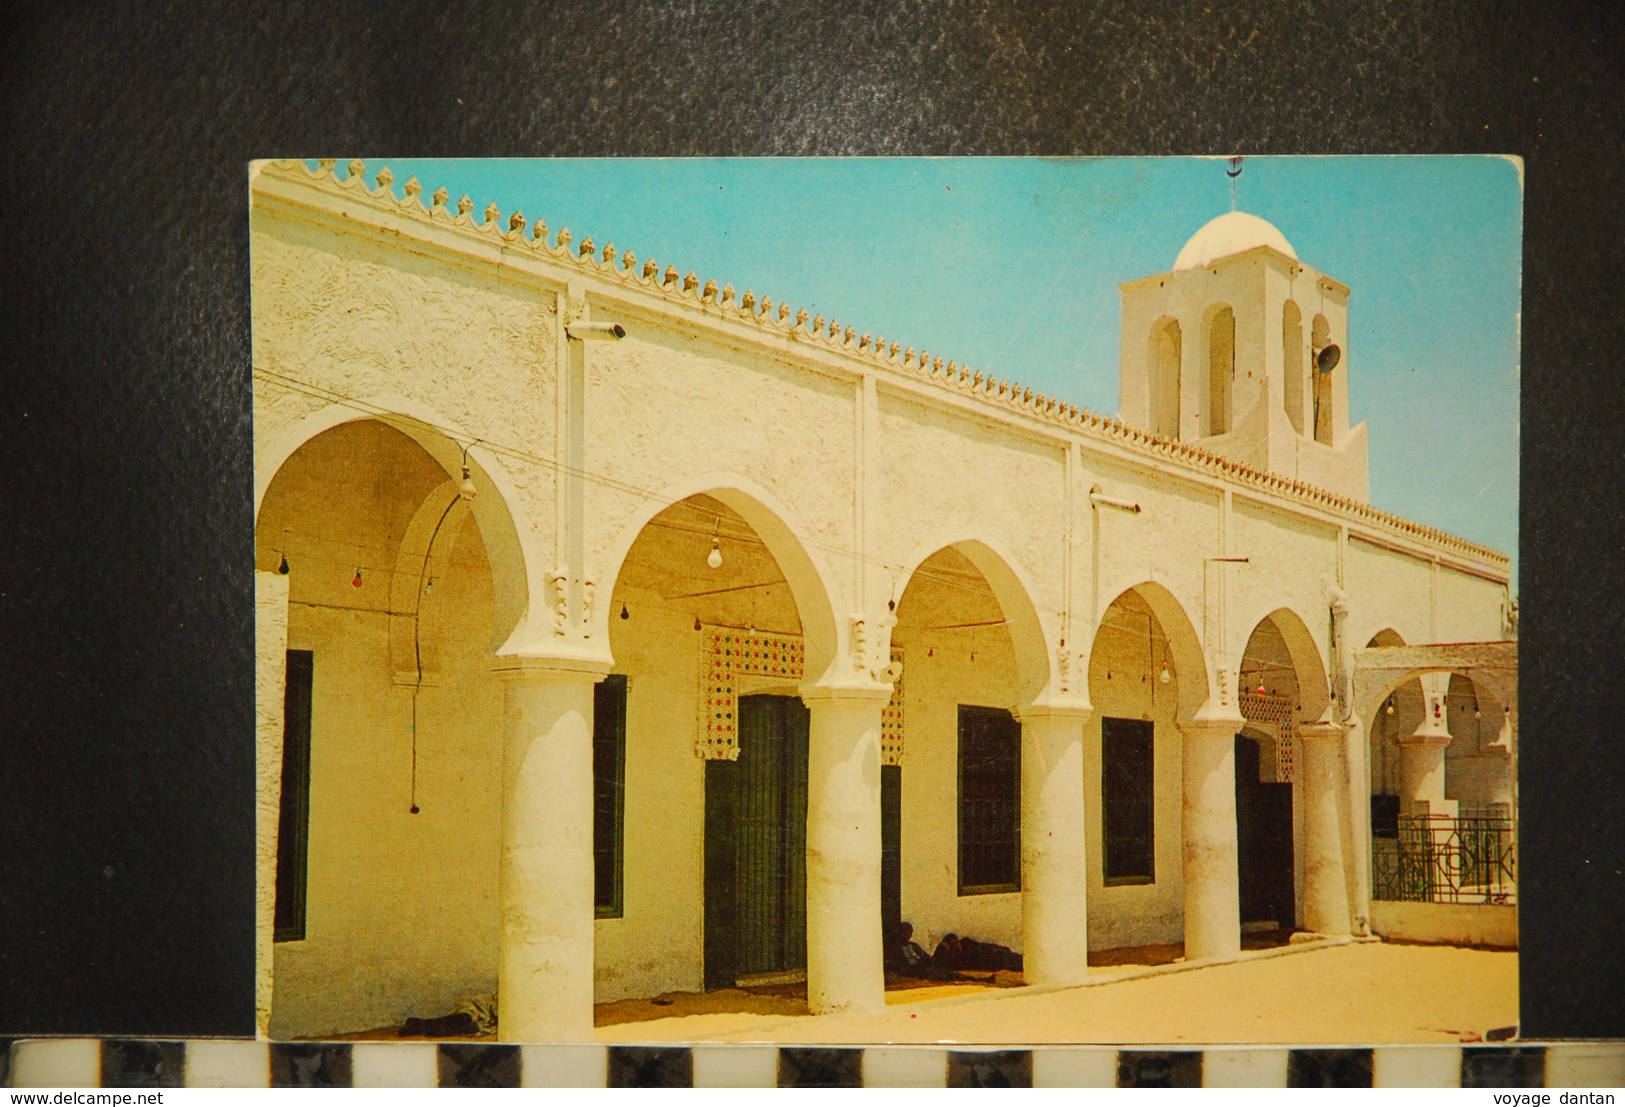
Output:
(4, 1040), (1622, 1088)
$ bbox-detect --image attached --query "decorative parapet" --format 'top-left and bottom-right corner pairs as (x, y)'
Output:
(256, 159), (1510, 574)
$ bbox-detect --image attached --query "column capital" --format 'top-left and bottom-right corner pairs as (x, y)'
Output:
(1298, 720), (1350, 742)
(799, 682), (895, 710)
(1177, 714), (1245, 743)
(1013, 698), (1094, 725)
(489, 652), (613, 683)
(1395, 728), (1453, 749)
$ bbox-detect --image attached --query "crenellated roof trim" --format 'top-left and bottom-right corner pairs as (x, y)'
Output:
(252, 159), (1510, 572)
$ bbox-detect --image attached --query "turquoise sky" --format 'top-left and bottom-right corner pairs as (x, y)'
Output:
(345, 157), (1520, 586)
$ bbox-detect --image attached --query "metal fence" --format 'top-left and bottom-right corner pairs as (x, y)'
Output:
(1372, 813), (1516, 905)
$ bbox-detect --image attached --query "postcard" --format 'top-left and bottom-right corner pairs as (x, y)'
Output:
(248, 155), (1520, 1050)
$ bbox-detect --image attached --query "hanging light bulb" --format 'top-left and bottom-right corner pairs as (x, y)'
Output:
(352, 568), (363, 588)
(277, 552), (290, 575)
(424, 577), (433, 594)
(706, 537), (723, 569)
(410, 804), (420, 815)
(459, 464), (477, 501)
(927, 645), (934, 658)
(620, 602), (630, 620)
(1159, 665), (1171, 684)
(693, 615), (703, 632)
(1385, 698), (1395, 716)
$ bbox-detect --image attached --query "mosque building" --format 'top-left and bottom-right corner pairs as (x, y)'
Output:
(250, 160), (1516, 1041)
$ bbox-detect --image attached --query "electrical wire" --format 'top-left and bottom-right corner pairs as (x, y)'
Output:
(259, 367), (1345, 655)
(255, 366), (1040, 615)
(407, 493), (463, 814)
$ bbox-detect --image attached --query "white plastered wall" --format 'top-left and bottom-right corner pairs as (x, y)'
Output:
(894, 623), (1025, 954)
(258, 423), (504, 1039)
(1442, 674), (1513, 810)
(250, 205), (559, 566)
(595, 497), (810, 1003)
(1082, 455), (1216, 633)
(581, 314), (859, 619)
(1223, 502), (1337, 665)
(1346, 539), (1437, 648)
(875, 393), (1066, 609)
(891, 548), (1028, 956)
(594, 600), (709, 1002)
(1083, 598), (1188, 949)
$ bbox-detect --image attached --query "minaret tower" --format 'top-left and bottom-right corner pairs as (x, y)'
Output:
(1117, 209), (1370, 502)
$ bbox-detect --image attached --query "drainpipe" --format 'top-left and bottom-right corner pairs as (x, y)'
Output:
(1328, 587), (1372, 937)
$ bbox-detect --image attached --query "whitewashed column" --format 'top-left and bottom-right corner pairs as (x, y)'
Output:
(1178, 715), (1244, 961)
(1487, 711), (1515, 809)
(1342, 710), (1375, 936)
(1395, 688), (1460, 904)
(491, 656), (608, 1042)
(254, 569), (290, 1038)
(1298, 720), (1352, 936)
(1017, 703), (1092, 987)
(801, 686), (891, 1016)
(1397, 730), (1456, 816)
(1326, 588), (1371, 936)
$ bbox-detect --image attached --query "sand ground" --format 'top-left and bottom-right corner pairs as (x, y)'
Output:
(593, 941), (1518, 1046)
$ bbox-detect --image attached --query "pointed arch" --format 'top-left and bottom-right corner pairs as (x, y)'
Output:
(1235, 606), (1332, 722)
(1204, 303), (1236, 436)
(1282, 299), (1305, 435)
(1091, 581), (1209, 719)
(1147, 316), (1182, 438)
(255, 399), (539, 654)
(387, 481), (476, 676)
(1368, 627), (1406, 648)
(894, 536), (1053, 707)
(596, 474), (843, 683)
(1312, 313), (1335, 445)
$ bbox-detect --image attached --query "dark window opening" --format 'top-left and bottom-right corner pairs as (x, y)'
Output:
(958, 705), (1021, 895)
(1207, 306), (1235, 436)
(880, 763), (902, 935)
(1102, 716), (1155, 884)
(275, 649), (314, 942)
(594, 674), (628, 918)
(1371, 793), (1400, 840)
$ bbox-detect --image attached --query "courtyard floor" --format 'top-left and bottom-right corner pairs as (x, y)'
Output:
(593, 940), (1519, 1047)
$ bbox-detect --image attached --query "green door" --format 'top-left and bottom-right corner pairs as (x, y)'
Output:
(704, 694), (809, 987)
(1235, 736), (1295, 928)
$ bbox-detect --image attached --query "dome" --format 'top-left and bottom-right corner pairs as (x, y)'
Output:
(1173, 211), (1297, 271)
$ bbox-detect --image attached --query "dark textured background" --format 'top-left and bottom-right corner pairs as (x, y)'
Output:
(1, 0), (1619, 1040)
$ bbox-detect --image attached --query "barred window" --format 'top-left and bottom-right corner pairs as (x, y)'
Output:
(1102, 716), (1155, 884)
(958, 705), (1021, 895)
(275, 649), (314, 942)
(594, 674), (628, 918)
